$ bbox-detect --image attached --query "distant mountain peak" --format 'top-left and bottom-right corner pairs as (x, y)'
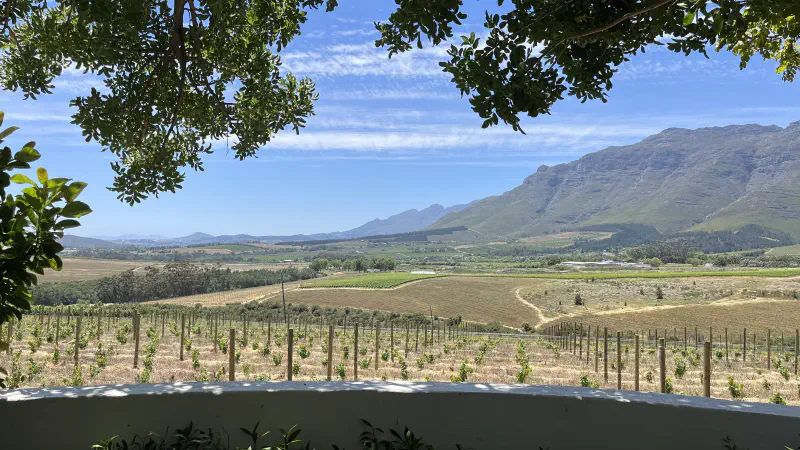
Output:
(432, 121), (800, 239)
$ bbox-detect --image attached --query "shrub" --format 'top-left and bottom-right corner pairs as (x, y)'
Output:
(655, 286), (664, 300)
(580, 373), (600, 388)
(674, 358), (686, 378)
(770, 392), (787, 405)
(728, 376), (743, 399)
(574, 293), (583, 306)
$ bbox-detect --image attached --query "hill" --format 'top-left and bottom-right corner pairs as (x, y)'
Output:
(433, 122), (800, 239)
(80, 203), (471, 247)
(59, 235), (123, 249)
(340, 203), (467, 237)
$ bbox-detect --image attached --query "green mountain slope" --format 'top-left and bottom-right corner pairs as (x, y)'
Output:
(432, 122), (800, 239)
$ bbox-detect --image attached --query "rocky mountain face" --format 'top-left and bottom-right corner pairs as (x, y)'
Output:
(432, 122), (800, 239)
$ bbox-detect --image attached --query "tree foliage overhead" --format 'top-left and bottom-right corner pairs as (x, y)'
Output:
(1, 1), (798, 203)
(376, 0), (800, 131)
(0, 0), (337, 204)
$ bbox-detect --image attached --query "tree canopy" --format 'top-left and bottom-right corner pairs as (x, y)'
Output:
(1, 0), (797, 202)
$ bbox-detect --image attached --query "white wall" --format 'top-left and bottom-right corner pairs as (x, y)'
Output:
(2, 381), (799, 449)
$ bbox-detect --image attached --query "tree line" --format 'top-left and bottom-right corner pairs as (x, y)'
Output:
(32, 264), (316, 306)
(310, 256), (396, 273)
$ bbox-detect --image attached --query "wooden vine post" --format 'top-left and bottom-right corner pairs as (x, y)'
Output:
(594, 326), (599, 373)
(703, 341), (712, 397)
(767, 329), (771, 370)
(375, 322), (380, 371)
(634, 335), (640, 391)
(327, 325), (334, 381)
(616, 332), (622, 389)
(390, 322), (394, 362)
(74, 314), (82, 366)
(287, 328), (294, 381)
(133, 313), (140, 369)
(180, 313), (186, 361)
(353, 323), (359, 381)
(229, 329), (235, 381)
(658, 338), (666, 394)
(603, 327), (609, 382)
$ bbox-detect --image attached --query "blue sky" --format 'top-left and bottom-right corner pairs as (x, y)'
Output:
(3, 1), (800, 238)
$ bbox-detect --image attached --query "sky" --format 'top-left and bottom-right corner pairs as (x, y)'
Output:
(2, 1), (800, 238)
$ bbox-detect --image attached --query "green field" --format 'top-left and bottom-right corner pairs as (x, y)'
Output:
(301, 272), (444, 288)
(194, 244), (264, 252)
(767, 244), (800, 256)
(304, 268), (800, 289)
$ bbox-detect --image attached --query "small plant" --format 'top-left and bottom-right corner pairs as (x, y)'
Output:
(168, 321), (180, 337)
(272, 353), (282, 366)
(336, 363), (346, 379)
(655, 286), (664, 300)
(665, 377), (673, 394)
(191, 349), (201, 370)
(574, 293), (583, 306)
(399, 356), (408, 380)
(728, 376), (743, 399)
(343, 345), (350, 360)
(381, 348), (390, 361)
(780, 366), (790, 381)
(52, 345), (60, 363)
(646, 371), (654, 383)
(770, 392), (787, 405)
(450, 359), (472, 383)
(359, 357), (371, 369)
(674, 358), (686, 378)
(762, 379), (772, 391)
(580, 373), (600, 388)
(292, 361), (301, 376)
(298, 344), (310, 359)
(359, 346), (368, 356)
(261, 344), (271, 358)
(243, 363), (251, 378)
(67, 364), (85, 387)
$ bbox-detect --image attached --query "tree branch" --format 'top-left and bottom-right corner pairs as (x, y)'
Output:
(566, 0), (679, 42)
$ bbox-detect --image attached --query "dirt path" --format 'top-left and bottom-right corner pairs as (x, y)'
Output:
(514, 286), (547, 326)
(296, 278), (438, 292)
(533, 295), (795, 325)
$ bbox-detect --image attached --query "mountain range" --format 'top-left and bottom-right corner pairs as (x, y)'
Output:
(431, 122), (800, 239)
(63, 121), (800, 249)
(62, 203), (469, 248)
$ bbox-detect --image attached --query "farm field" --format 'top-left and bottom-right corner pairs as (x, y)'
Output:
(149, 271), (800, 336)
(3, 312), (799, 407)
(768, 244), (800, 256)
(301, 272), (444, 289)
(40, 259), (301, 283)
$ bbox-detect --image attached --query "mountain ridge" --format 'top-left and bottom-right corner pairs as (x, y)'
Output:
(431, 122), (800, 238)
(66, 203), (469, 248)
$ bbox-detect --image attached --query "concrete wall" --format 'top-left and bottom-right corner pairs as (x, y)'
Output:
(2, 381), (799, 449)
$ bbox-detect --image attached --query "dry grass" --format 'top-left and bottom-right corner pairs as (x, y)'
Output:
(146, 281), (304, 306)
(290, 276), (547, 326)
(3, 316), (798, 407)
(42, 259), (300, 283)
(40, 259), (159, 282)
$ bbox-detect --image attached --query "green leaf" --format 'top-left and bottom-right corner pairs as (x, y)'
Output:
(10, 174), (36, 185)
(0, 126), (19, 140)
(55, 219), (81, 229)
(14, 147), (40, 163)
(683, 10), (696, 25)
(63, 181), (87, 202)
(36, 167), (48, 183)
(60, 201), (92, 218)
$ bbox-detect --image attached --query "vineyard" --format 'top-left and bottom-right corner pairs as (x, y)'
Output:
(2, 305), (800, 406)
(300, 272), (443, 289)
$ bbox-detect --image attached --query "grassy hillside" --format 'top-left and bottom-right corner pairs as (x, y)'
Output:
(432, 123), (800, 239)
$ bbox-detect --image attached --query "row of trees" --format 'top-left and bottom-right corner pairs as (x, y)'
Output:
(310, 256), (397, 273)
(32, 264), (315, 305)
